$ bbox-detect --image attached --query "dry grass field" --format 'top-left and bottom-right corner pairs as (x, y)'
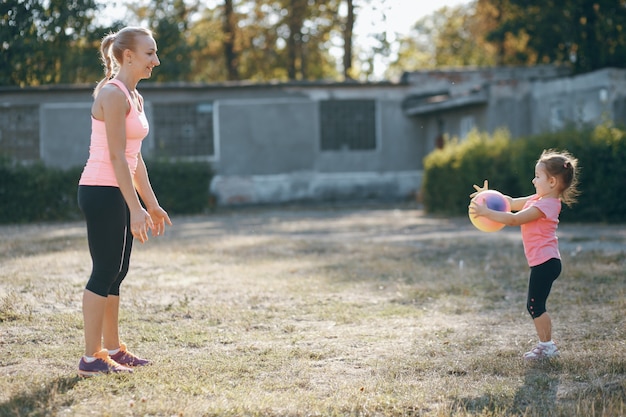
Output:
(1, 203), (625, 417)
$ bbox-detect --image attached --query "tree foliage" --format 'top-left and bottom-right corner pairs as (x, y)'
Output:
(0, 0), (358, 86)
(389, 0), (626, 77)
(127, 0), (197, 82)
(1, 0), (107, 86)
(487, 0), (626, 73)
(387, 3), (493, 78)
(4, 0), (626, 87)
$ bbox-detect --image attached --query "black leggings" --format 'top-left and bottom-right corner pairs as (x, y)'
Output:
(78, 185), (133, 297)
(526, 258), (561, 319)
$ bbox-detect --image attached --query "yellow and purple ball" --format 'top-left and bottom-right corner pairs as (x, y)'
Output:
(469, 190), (511, 232)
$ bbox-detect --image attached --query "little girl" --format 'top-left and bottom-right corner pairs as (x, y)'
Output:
(469, 149), (579, 360)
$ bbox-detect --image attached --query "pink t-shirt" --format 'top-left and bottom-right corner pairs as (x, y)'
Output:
(520, 195), (561, 267)
(79, 79), (149, 187)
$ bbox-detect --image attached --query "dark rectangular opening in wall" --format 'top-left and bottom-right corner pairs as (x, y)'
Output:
(0, 105), (40, 161)
(320, 99), (376, 151)
(153, 103), (214, 158)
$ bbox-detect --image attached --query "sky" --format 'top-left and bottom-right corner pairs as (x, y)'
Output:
(356, 0), (471, 38)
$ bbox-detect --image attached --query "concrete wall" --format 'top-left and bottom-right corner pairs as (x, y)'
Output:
(2, 67), (626, 206)
(215, 98), (317, 176)
(486, 82), (533, 138)
(38, 102), (157, 169)
(0, 81), (424, 205)
(208, 86), (424, 204)
(530, 68), (626, 134)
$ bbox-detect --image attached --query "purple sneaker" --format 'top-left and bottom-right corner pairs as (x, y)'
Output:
(78, 349), (133, 377)
(109, 343), (151, 367)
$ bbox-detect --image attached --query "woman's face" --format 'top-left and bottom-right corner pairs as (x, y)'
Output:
(131, 35), (160, 79)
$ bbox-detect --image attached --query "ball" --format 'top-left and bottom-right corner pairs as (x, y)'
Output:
(469, 190), (511, 232)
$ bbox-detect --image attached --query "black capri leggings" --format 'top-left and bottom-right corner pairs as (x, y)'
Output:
(527, 257), (561, 319)
(78, 185), (133, 297)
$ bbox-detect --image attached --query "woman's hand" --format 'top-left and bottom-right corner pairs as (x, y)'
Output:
(470, 179), (489, 199)
(130, 208), (154, 243)
(147, 206), (172, 237)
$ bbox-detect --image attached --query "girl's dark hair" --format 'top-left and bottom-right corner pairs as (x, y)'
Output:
(538, 149), (580, 206)
(93, 27), (154, 97)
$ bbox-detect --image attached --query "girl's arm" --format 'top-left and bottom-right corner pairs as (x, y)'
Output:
(133, 153), (172, 236)
(509, 196), (532, 212)
(470, 180), (533, 212)
(98, 86), (153, 243)
(469, 199), (543, 226)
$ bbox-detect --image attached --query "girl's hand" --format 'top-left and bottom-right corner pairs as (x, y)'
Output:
(130, 208), (154, 243)
(147, 206), (172, 237)
(468, 199), (488, 218)
(470, 180), (489, 198)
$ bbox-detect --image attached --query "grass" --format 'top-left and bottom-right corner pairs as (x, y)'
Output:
(0, 204), (625, 417)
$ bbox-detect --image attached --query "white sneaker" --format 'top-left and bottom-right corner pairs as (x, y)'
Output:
(523, 343), (559, 360)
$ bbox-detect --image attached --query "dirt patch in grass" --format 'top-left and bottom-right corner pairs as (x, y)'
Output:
(1, 203), (625, 416)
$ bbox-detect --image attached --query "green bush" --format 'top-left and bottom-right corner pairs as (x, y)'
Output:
(0, 159), (213, 224)
(0, 160), (83, 224)
(144, 159), (213, 215)
(422, 124), (626, 223)
(422, 129), (513, 216)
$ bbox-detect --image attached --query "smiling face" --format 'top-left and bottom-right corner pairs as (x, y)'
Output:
(532, 162), (557, 198)
(128, 34), (160, 79)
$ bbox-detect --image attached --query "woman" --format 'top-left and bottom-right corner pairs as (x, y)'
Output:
(77, 26), (172, 377)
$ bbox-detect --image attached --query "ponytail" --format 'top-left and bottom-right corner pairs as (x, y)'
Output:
(93, 33), (118, 98)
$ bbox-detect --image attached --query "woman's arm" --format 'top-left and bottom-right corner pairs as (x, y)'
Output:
(133, 153), (172, 236)
(98, 86), (153, 242)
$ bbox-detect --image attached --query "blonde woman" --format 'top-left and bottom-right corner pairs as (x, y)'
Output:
(77, 27), (172, 377)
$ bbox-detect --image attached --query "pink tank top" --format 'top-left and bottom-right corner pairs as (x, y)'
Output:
(520, 195), (561, 267)
(79, 79), (149, 187)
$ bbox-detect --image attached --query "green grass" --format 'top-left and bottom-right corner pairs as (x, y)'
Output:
(0, 204), (625, 416)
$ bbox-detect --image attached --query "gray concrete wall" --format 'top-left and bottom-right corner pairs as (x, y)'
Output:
(210, 93), (424, 204)
(1, 82), (422, 205)
(38, 102), (156, 169)
(209, 171), (423, 204)
(215, 98), (317, 176)
(3, 67), (626, 206)
(530, 68), (626, 134)
(486, 82), (533, 138)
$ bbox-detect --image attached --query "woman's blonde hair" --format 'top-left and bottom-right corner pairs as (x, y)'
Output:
(93, 27), (154, 97)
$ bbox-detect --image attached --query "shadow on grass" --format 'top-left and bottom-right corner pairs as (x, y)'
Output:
(453, 362), (561, 416)
(510, 364), (561, 416)
(0, 376), (79, 417)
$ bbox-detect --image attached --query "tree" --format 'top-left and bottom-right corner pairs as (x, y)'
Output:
(342, 0), (354, 79)
(278, 0), (338, 80)
(222, 0), (239, 80)
(0, 0), (366, 85)
(187, 0), (339, 82)
(486, 0), (626, 73)
(387, 3), (496, 78)
(0, 0), (105, 86)
(130, 0), (197, 82)
(285, 0), (308, 79)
